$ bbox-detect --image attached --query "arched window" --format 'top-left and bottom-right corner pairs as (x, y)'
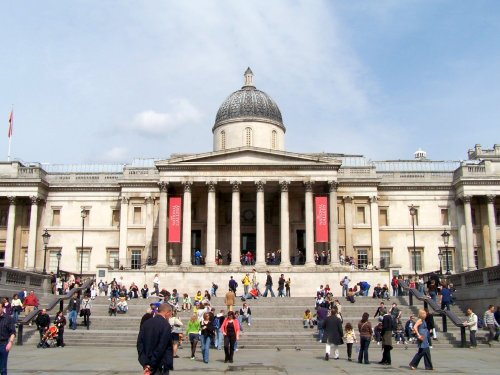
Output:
(245, 127), (252, 146)
(220, 130), (226, 150)
(271, 130), (277, 149)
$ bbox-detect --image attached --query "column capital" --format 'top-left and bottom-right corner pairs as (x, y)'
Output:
(183, 181), (193, 192)
(328, 181), (339, 192)
(255, 180), (266, 192)
(7, 196), (16, 205)
(343, 196), (353, 203)
(206, 181), (217, 192)
(121, 196), (129, 204)
(158, 181), (169, 192)
(30, 196), (40, 205)
(231, 181), (241, 192)
(486, 195), (496, 203)
(303, 181), (314, 192)
(279, 180), (290, 192)
(463, 195), (472, 203)
(144, 196), (154, 204)
(369, 196), (379, 204)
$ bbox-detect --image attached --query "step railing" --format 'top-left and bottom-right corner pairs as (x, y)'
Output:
(17, 278), (95, 345)
(400, 281), (467, 347)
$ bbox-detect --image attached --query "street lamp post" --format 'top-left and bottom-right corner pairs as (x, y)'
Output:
(41, 229), (51, 274)
(409, 205), (417, 276)
(56, 251), (62, 279)
(80, 208), (87, 280)
(437, 249), (443, 275)
(441, 229), (451, 275)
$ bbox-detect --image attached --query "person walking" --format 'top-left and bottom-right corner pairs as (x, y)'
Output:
(10, 295), (22, 324)
(151, 274), (160, 297)
(67, 293), (80, 330)
(341, 276), (350, 298)
(137, 303), (174, 375)
(200, 312), (215, 364)
(263, 271), (275, 298)
(224, 289), (236, 312)
(343, 323), (357, 361)
(277, 274), (285, 297)
(228, 276), (238, 295)
(321, 307), (344, 360)
(285, 278), (291, 297)
(54, 310), (66, 347)
(409, 309), (434, 370)
(463, 308), (478, 348)
(484, 304), (500, 347)
(241, 274), (251, 297)
(185, 314), (201, 360)
(358, 312), (372, 364)
(80, 294), (92, 330)
(440, 284), (452, 311)
(379, 309), (393, 365)
(0, 302), (16, 375)
(221, 311), (240, 363)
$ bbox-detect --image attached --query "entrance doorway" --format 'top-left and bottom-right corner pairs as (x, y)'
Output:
(295, 230), (305, 265)
(241, 233), (256, 265)
(191, 230), (202, 265)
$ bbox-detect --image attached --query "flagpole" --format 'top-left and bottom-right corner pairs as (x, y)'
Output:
(7, 137), (11, 162)
(7, 105), (13, 162)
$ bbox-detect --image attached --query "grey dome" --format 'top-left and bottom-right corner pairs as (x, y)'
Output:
(213, 69), (285, 131)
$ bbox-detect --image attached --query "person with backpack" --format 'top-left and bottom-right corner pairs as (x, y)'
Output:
(213, 310), (225, 350)
(463, 308), (478, 348)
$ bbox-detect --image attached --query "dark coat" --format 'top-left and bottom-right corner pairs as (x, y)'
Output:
(381, 314), (393, 346)
(321, 315), (344, 345)
(137, 315), (173, 372)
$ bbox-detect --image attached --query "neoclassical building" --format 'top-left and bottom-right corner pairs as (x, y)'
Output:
(0, 69), (499, 281)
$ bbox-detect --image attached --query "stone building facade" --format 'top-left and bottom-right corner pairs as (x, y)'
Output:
(0, 69), (499, 282)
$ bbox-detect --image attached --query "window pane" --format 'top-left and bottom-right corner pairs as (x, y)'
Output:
(380, 250), (391, 269)
(131, 250), (142, 270)
(49, 252), (59, 272)
(357, 249), (368, 269)
(439, 249), (454, 272)
(409, 249), (422, 272)
(134, 207), (142, 224)
(108, 250), (119, 268)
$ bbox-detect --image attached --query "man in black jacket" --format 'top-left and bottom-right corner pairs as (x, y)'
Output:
(67, 294), (80, 330)
(137, 303), (174, 374)
(379, 311), (394, 365)
(321, 307), (344, 360)
(35, 309), (51, 341)
(263, 271), (275, 298)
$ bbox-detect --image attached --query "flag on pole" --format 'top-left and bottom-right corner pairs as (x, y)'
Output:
(8, 110), (13, 138)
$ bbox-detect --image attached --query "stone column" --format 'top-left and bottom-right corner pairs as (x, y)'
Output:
(181, 182), (192, 267)
(487, 195), (498, 266)
(304, 181), (315, 266)
(328, 181), (339, 265)
(280, 181), (291, 266)
(370, 196), (381, 268)
(145, 196), (154, 262)
(344, 196), (354, 258)
(4, 196), (16, 268)
(455, 199), (467, 271)
(231, 181), (241, 267)
(27, 196), (39, 270)
(463, 196), (476, 270)
(206, 181), (217, 267)
(119, 197), (129, 267)
(157, 182), (169, 266)
(255, 181), (266, 266)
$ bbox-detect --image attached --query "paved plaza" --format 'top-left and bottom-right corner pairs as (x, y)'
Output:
(7, 345), (499, 374)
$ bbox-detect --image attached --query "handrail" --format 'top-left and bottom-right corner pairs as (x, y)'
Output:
(400, 281), (468, 347)
(17, 278), (95, 345)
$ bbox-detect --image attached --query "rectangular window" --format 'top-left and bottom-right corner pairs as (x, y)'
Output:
(52, 209), (61, 226)
(112, 209), (120, 226)
(108, 249), (119, 268)
(131, 249), (142, 270)
(356, 206), (366, 224)
(380, 249), (391, 269)
(133, 207), (142, 225)
(379, 208), (388, 226)
(357, 249), (368, 269)
(409, 248), (423, 272)
(77, 249), (91, 272)
(440, 208), (449, 226)
(48, 251), (59, 273)
(439, 248), (454, 273)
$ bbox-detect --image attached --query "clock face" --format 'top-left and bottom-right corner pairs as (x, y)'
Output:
(242, 209), (255, 222)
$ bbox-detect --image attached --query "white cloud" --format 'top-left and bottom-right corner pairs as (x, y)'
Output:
(130, 99), (202, 137)
(100, 146), (129, 163)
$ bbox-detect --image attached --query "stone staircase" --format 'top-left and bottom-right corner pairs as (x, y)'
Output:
(20, 293), (472, 350)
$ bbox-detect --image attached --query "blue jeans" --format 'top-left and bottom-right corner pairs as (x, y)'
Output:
(429, 291), (437, 302)
(358, 336), (370, 363)
(200, 335), (211, 363)
(12, 310), (19, 323)
(342, 285), (348, 297)
(239, 315), (252, 326)
(68, 310), (77, 329)
(362, 289), (369, 296)
(0, 344), (9, 375)
(215, 328), (223, 349)
(263, 285), (275, 297)
(317, 320), (324, 342)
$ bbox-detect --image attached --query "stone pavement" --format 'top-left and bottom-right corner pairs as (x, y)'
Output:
(7, 345), (499, 374)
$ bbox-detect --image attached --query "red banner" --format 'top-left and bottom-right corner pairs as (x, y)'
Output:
(168, 197), (182, 243)
(315, 196), (329, 243)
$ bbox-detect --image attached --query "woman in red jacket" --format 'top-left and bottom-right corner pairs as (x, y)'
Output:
(221, 311), (240, 363)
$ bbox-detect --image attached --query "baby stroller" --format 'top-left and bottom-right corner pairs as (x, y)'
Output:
(37, 325), (58, 348)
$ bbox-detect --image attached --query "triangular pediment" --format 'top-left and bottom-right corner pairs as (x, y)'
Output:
(156, 147), (341, 167)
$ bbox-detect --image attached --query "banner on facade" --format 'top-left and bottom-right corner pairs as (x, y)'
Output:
(315, 196), (328, 243)
(168, 197), (182, 243)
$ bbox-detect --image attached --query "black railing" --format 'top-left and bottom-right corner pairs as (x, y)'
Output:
(17, 278), (95, 345)
(400, 281), (468, 348)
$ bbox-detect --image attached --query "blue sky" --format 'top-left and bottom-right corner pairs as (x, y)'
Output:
(1, 0), (499, 164)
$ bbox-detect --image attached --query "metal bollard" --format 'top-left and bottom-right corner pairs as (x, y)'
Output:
(441, 315), (447, 333)
(460, 326), (466, 348)
(409, 292), (413, 306)
(17, 324), (23, 346)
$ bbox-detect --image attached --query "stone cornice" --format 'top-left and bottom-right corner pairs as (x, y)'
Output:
(338, 181), (380, 188)
(157, 164), (340, 172)
(378, 185), (452, 191)
(454, 180), (500, 187)
(49, 186), (121, 192)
